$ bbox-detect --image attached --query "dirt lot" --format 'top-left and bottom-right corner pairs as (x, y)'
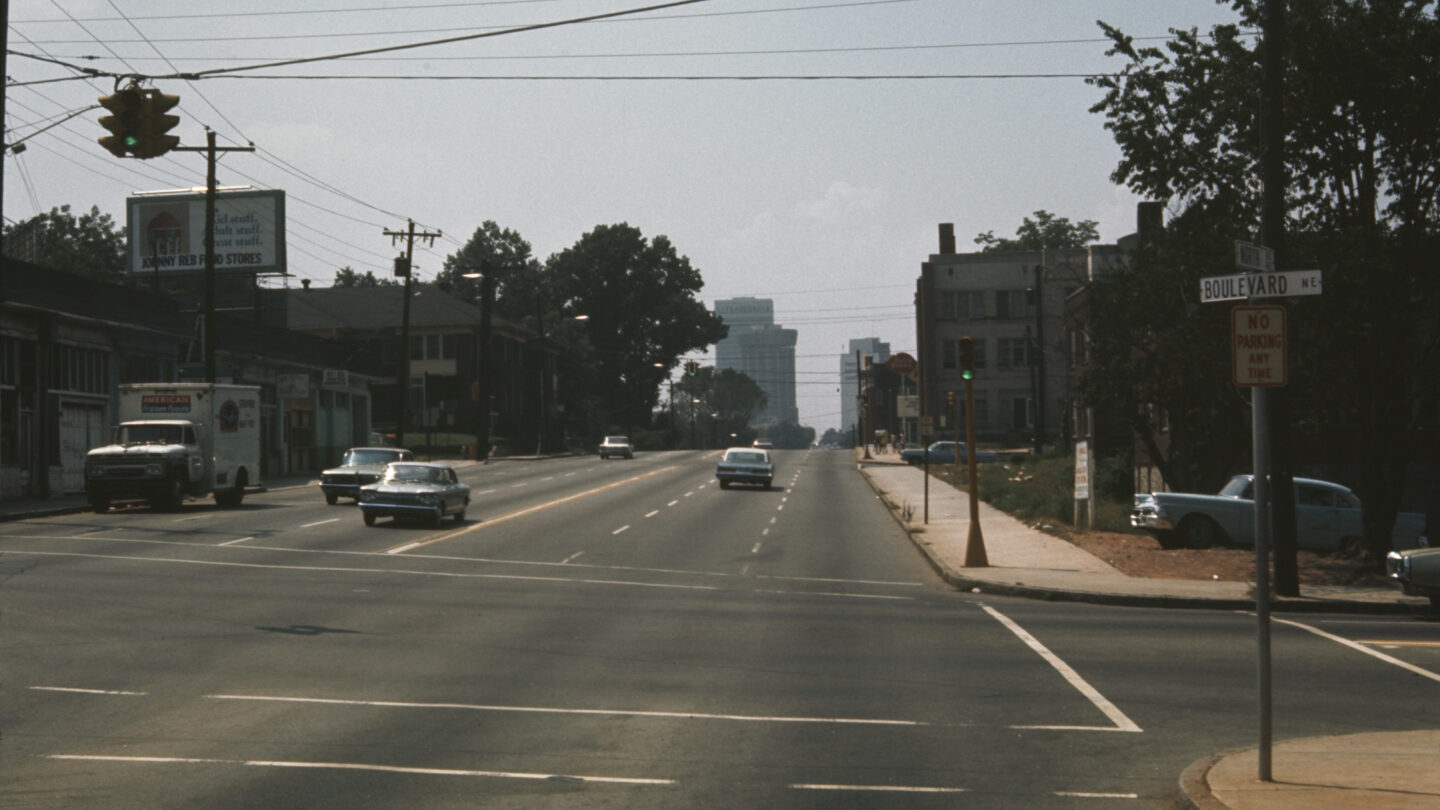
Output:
(1058, 527), (1393, 588)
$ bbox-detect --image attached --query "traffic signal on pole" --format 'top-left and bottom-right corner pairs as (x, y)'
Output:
(959, 336), (975, 381)
(135, 90), (180, 158)
(97, 88), (144, 157)
(685, 360), (699, 376)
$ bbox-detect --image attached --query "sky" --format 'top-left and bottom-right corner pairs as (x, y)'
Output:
(3, 0), (1245, 433)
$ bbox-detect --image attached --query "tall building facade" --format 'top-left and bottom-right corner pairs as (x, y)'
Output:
(915, 223), (1131, 448)
(840, 338), (890, 441)
(713, 297), (799, 426)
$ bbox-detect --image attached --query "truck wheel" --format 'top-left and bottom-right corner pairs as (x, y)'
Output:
(89, 497), (109, 514)
(1177, 515), (1225, 549)
(325, 492), (338, 505)
(216, 470), (248, 508)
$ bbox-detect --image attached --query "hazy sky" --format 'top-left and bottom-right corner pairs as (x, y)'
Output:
(5, 0), (1243, 431)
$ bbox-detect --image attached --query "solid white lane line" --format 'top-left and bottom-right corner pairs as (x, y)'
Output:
(300, 518), (341, 528)
(208, 693), (926, 726)
(31, 686), (146, 696)
(45, 755), (674, 786)
(792, 784), (966, 793)
(1276, 617), (1440, 683)
(982, 605), (1142, 733)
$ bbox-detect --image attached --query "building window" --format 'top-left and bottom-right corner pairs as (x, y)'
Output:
(996, 289), (1034, 319)
(996, 337), (1030, 370)
(942, 339), (957, 370)
(972, 338), (987, 370)
(409, 336), (423, 361)
(938, 291), (986, 320)
(425, 334), (441, 359)
(1001, 391), (1033, 430)
(442, 334), (458, 360)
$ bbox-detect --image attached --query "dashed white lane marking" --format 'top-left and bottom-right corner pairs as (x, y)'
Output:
(561, 551), (584, 565)
(1276, 617), (1440, 684)
(751, 543), (762, 554)
(792, 784), (965, 793)
(511, 482), (527, 489)
(218, 537), (254, 546)
(982, 605), (1142, 733)
(684, 491), (694, 497)
(667, 500), (679, 507)
(1056, 791), (1139, 799)
(45, 755), (674, 786)
(300, 518), (340, 528)
(612, 525), (630, 535)
(645, 510), (659, 518)
(31, 686), (146, 696)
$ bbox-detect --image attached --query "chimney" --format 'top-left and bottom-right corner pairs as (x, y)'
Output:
(301, 278), (311, 290)
(1137, 202), (1163, 244)
(938, 223), (956, 254)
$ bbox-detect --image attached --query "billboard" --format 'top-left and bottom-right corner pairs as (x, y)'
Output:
(126, 189), (286, 276)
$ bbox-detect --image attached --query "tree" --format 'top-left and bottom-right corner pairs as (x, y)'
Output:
(332, 266), (399, 287)
(1087, 1), (1440, 560)
(764, 422), (816, 450)
(3, 205), (128, 281)
(545, 224), (728, 430)
(677, 366), (767, 448)
(974, 210), (1099, 252)
(433, 221), (542, 324)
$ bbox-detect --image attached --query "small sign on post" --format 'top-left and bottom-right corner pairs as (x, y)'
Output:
(1235, 240), (1276, 273)
(1233, 306), (1287, 387)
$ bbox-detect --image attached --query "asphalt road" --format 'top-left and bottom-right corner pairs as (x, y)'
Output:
(2, 449), (1437, 808)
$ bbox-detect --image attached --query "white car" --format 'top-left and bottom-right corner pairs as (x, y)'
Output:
(599, 435), (634, 459)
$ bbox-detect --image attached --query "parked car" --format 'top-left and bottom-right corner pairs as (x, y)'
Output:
(1386, 543), (1440, 609)
(358, 462), (470, 527)
(716, 447), (774, 490)
(899, 441), (998, 465)
(319, 446), (415, 504)
(599, 435), (634, 459)
(1131, 474), (1428, 551)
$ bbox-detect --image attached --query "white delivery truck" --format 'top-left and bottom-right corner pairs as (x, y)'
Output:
(84, 383), (262, 512)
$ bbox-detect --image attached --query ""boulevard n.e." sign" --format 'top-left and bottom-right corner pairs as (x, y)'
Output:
(1200, 269), (1323, 303)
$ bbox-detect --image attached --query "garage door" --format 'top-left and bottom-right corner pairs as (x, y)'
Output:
(60, 402), (107, 493)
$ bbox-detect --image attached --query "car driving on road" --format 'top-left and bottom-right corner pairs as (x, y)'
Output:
(358, 462), (470, 527)
(320, 446), (414, 504)
(716, 447), (774, 490)
(599, 435), (634, 459)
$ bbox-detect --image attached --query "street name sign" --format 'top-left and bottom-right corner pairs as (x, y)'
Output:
(1200, 269), (1323, 303)
(1232, 306), (1286, 387)
(1235, 240), (1275, 272)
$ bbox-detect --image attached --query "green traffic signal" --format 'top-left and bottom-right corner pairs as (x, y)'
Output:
(97, 88), (144, 158)
(958, 335), (975, 382)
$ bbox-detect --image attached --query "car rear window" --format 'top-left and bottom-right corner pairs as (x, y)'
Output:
(727, 452), (765, 464)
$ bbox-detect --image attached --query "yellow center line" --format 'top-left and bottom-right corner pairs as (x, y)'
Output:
(384, 466), (677, 555)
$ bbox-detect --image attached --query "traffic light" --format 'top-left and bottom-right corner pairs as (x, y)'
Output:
(959, 336), (975, 381)
(685, 360), (699, 376)
(97, 88), (144, 157)
(135, 90), (180, 158)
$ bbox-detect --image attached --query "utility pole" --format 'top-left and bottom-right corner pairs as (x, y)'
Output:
(384, 219), (441, 448)
(173, 130), (255, 383)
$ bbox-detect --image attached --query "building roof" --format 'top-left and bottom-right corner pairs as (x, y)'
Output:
(284, 283), (485, 332)
(1, 258), (190, 337)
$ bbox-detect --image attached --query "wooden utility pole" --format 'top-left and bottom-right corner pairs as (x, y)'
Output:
(174, 131), (255, 383)
(383, 219), (441, 448)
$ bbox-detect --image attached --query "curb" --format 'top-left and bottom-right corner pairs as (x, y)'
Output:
(1177, 752), (1229, 810)
(856, 463), (1428, 615)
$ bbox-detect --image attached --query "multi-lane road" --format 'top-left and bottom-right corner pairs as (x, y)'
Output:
(2, 448), (1437, 808)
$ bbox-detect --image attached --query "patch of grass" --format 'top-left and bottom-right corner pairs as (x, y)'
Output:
(932, 453), (1143, 535)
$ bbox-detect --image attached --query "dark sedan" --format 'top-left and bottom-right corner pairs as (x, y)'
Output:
(359, 462), (470, 527)
(320, 446), (414, 504)
(899, 440), (998, 465)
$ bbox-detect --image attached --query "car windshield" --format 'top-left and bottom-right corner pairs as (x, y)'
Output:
(385, 465), (447, 484)
(726, 451), (766, 464)
(119, 424), (186, 445)
(345, 449), (405, 466)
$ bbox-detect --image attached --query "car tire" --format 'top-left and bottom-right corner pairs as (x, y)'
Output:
(455, 504), (467, 523)
(719, 480), (730, 489)
(89, 497), (109, 514)
(157, 474), (186, 511)
(1177, 515), (1226, 549)
(325, 492), (338, 505)
(363, 512), (376, 527)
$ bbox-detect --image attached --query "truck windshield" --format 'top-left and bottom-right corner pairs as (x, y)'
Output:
(120, 425), (186, 445)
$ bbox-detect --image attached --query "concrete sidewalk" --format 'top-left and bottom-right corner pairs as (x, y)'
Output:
(854, 448), (1438, 810)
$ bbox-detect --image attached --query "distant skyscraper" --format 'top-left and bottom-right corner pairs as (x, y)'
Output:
(714, 297), (798, 426)
(841, 338), (890, 440)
